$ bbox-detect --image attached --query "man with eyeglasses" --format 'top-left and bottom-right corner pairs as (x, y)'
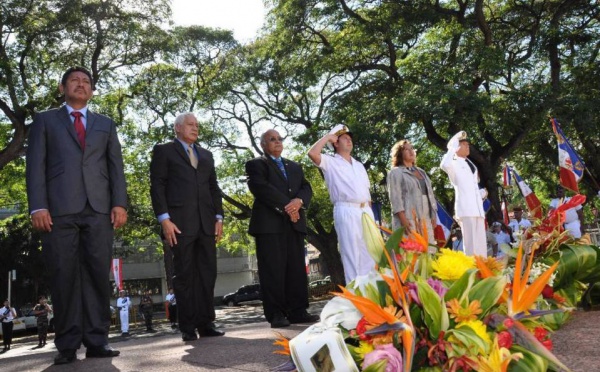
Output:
(308, 124), (375, 284)
(246, 129), (318, 328)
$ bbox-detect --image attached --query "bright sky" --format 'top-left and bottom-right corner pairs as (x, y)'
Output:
(171, 0), (266, 43)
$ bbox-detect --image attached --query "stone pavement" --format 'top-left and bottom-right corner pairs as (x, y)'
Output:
(0, 300), (599, 371)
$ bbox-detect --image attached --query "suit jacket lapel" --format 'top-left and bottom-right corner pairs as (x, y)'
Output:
(86, 110), (96, 135)
(173, 139), (193, 167)
(58, 106), (81, 148)
(263, 156), (287, 183)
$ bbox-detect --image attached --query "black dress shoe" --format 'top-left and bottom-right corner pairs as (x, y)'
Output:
(270, 312), (291, 328)
(182, 331), (198, 341)
(288, 311), (319, 324)
(199, 327), (225, 337)
(85, 345), (120, 358)
(54, 349), (77, 365)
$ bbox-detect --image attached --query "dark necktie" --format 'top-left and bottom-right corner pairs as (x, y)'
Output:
(274, 158), (287, 179)
(71, 111), (85, 149)
(466, 158), (476, 174)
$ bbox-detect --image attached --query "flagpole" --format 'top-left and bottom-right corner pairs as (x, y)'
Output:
(584, 167), (600, 192)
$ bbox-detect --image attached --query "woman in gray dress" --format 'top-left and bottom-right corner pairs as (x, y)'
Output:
(387, 139), (438, 245)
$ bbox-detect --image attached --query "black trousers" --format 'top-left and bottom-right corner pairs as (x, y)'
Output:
(168, 304), (177, 324)
(2, 322), (13, 346)
(254, 222), (309, 322)
(41, 203), (113, 352)
(170, 232), (216, 334)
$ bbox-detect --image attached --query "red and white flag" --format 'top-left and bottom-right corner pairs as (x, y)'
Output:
(510, 166), (543, 219)
(501, 198), (510, 225)
(112, 258), (123, 290)
(551, 118), (585, 193)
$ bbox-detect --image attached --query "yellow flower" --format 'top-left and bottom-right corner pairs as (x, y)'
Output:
(477, 335), (522, 372)
(355, 341), (375, 361)
(432, 249), (476, 280)
(482, 256), (505, 274)
(456, 319), (491, 347)
(447, 299), (483, 322)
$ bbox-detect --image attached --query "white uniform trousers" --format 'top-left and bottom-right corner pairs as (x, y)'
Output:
(334, 203), (376, 283)
(458, 216), (487, 257)
(120, 310), (129, 333)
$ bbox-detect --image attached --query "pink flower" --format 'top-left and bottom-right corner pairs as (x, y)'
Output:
(408, 282), (421, 306)
(363, 344), (403, 372)
(427, 278), (448, 299)
(503, 318), (515, 329)
(497, 331), (513, 349)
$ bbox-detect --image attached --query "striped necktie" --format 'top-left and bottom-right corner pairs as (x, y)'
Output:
(274, 158), (287, 179)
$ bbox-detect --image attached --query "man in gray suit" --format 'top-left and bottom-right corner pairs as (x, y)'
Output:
(26, 66), (127, 365)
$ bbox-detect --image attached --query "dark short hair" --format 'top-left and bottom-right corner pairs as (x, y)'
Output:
(61, 66), (95, 90)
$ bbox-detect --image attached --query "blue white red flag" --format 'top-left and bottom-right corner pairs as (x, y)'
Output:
(112, 258), (123, 290)
(501, 198), (510, 225)
(434, 201), (454, 247)
(510, 167), (543, 219)
(503, 164), (512, 188)
(551, 118), (585, 193)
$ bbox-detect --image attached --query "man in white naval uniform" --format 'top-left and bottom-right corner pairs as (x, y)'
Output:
(116, 290), (130, 337)
(308, 124), (375, 284)
(440, 131), (487, 257)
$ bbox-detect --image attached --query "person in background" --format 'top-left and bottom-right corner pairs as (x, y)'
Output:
(308, 124), (375, 283)
(165, 288), (178, 329)
(508, 206), (532, 242)
(33, 295), (53, 347)
(387, 139), (438, 245)
(246, 129), (317, 328)
(1, 299), (17, 352)
(440, 131), (487, 257)
(491, 221), (511, 257)
(549, 185), (585, 239)
(451, 228), (464, 252)
(116, 290), (131, 337)
(486, 223), (498, 258)
(139, 290), (155, 333)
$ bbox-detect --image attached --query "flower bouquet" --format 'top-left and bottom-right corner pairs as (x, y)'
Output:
(274, 213), (581, 372)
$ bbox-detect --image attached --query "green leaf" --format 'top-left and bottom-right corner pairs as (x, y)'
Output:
(363, 359), (387, 372)
(469, 276), (507, 316)
(554, 244), (598, 289)
(445, 327), (489, 356)
(444, 269), (478, 303)
(385, 225), (405, 255)
(508, 345), (548, 372)
(417, 277), (449, 339)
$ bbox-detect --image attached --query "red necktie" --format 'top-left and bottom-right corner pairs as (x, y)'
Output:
(71, 111), (85, 149)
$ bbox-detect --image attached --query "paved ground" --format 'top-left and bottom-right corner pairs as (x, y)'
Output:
(0, 300), (598, 371)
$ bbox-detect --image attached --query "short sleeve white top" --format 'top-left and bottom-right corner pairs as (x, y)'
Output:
(316, 153), (371, 204)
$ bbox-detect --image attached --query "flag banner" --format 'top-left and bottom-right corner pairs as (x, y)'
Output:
(551, 118), (585, 193)
(112, 258), (123, 290)
(501, 198), (510, 225)
(434, 201), (454, 247)
(503, 164), (512, 188)
(510, 167), (543, 219)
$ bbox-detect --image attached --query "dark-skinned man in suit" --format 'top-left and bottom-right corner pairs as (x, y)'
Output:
(246, 129), (319, 328)
(150, 113), (225, 342)
(26, 66), (127, 364)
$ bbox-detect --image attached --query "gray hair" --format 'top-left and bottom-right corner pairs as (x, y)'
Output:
(174, 112), (196, 132)
(259, 129), (279, 147)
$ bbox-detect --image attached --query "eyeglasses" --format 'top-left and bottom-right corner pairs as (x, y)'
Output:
(269, 136), (284, 143)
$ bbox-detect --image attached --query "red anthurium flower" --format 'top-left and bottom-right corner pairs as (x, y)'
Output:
(542, 338), (553, 351)
(497, 331), (513, 349)
(356, 317), (371, 341)
(534, 326), (548, 341)
(503, 318), (515, 329)
(541, 284), (554, 299)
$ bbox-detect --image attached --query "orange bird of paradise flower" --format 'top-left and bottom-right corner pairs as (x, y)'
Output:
(510, 244), (559, 316)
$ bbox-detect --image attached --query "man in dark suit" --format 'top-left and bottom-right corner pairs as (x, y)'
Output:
(26, 66), (127, 364)
(150, 113), (225, 342)
(246, 129), (318, 328)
